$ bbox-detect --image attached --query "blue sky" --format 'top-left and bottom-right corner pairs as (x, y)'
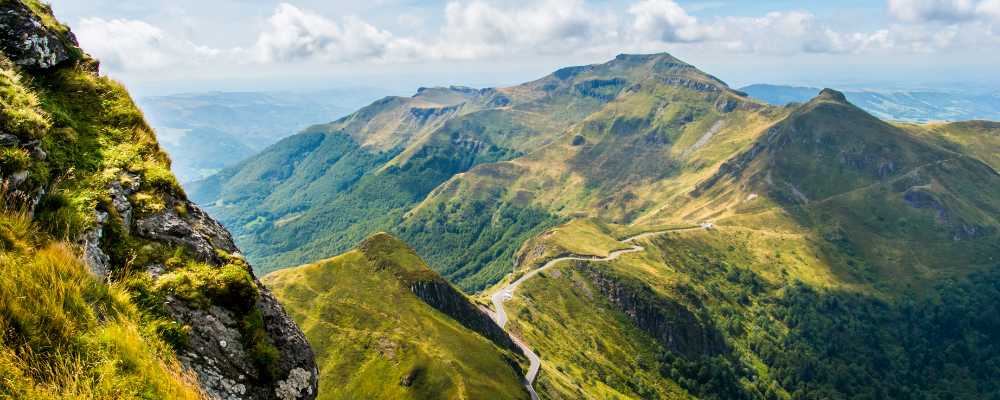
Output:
(47, 0), (1000, 95)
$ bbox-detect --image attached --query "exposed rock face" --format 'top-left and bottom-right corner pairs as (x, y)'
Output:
(410, 279), (515, 349)
(586, 265), (725, 356)
(165, 290), (318, 400)
(0, 1), (75, 69)
(133, 193), (318, 400)
(77, 174), (319, 400)
(904, 189), (948, 221)
(133, 193), (239, 267)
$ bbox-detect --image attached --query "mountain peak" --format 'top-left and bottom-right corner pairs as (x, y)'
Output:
(816, 88), (848, 102)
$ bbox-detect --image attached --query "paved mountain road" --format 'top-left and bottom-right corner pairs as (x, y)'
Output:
(490, 224), (709, 399)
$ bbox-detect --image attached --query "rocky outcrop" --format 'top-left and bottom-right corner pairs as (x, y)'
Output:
(165, 287), (318, 400)
(410, 279), (515, 349)
(586, 265), (725, 356)
(132, 192), (318, 400)
(654, 76), (723, 93)
(0, 1), (75, 69)
(904, 189), (948, 221)
(133, 193), (239, 266)
(76, 173), (319, 400)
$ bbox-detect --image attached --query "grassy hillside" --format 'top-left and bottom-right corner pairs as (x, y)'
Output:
(0, 1), (206, 396)
(396, 55), (785, 291)
(262, 233), (530, 400)
(503, 225), (1000, 400)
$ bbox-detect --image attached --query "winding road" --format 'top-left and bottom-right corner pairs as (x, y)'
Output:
(490, 224), (710, 399)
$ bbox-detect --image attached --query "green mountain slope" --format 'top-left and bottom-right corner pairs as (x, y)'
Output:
(486, 90), (1000, 399)
(188, 56), (703, 278)
(261, 233), (530, 400)
(502, 223), (1000, 399)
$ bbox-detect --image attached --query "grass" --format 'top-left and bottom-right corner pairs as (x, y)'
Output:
(0, 208), (203, 399)
(1, 2), (278, 395)
(262, 234), (530, 400)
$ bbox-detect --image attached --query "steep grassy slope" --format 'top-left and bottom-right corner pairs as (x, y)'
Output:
(0, 1), (317, 398)
(262, 233), (529, 400)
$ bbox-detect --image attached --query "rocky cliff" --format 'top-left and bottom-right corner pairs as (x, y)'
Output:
(359, 233), (518, 351)
(0, 2), (318, 398)
(584, 262), (725, 356)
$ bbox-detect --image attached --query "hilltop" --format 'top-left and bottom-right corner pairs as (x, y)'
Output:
(262, 233), (530, 400)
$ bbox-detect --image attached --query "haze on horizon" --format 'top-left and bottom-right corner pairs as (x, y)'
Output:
(48, 0), (1000, 96)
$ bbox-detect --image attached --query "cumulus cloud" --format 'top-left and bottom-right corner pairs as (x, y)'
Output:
(246, 4), (425, 63)
(435, 0), (617, 59)
(629, 0), (708, 42)
(75, 17), (218, 71)
(887, 0), (977, 22)
(624, 0), (1000, 54)
(72, 0), (1000, 73)
(626, 0), (891, 54)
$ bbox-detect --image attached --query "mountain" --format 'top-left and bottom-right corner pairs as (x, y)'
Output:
(0, 2), (317, 398)
(741, 84), (1000, 123)
(262, 233), (530, 400)
(137, 88), (394, 183)
(187, 51), (1000, 399)
(475, 89), (1000, 399)
(188, 53), (757, 290)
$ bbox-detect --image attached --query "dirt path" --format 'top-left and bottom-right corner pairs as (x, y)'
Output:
(490, 224), (709, 399)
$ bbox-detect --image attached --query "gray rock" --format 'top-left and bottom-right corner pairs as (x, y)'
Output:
(0, 133), (17, 146)
(257, 283), (319, 399)
(82, 211), (110, 276)
(107, 173), (138, 233)
(133, 192), (317, 399)
(134, 202), (223, 266)
(0, 1), (74, 69)
(29, 145), (44, 160)
(6, 169), (28, 189)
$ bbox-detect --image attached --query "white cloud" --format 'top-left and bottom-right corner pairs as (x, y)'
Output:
(626, 0), (890, 54)
(887, 0), (976, 22)
(246, 4), (425, 63)
(629, 0), (708, 42)
(76, 17), (218, 71)
(72, 0), (1000, 73)
(397, 13), (424, 29)
(435, 0), (617, 59)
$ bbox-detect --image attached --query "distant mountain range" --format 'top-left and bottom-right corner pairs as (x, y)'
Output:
(137, 87), (395, 182)
(741, 84), (1000, 123)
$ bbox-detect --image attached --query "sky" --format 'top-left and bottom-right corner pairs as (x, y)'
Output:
(47, 0), (1000, 96)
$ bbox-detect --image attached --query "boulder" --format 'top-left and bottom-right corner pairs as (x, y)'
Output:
(0, 1), (75, 69)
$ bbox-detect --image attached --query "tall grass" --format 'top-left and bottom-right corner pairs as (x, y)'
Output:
(0, 208), (203, 399)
